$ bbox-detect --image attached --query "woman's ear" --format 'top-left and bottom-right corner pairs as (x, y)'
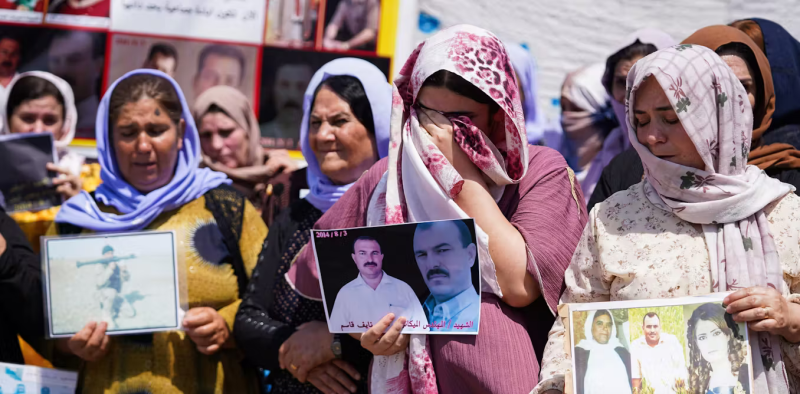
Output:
(177, 119), (185, 151)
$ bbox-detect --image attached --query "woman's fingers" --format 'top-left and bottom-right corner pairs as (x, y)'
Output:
(376, 317), (407, 353)
(319, 367), (353, 394)
(86, 322), (108, 350)
(360, 313), (395, 349)
(332, 359), (361, 381)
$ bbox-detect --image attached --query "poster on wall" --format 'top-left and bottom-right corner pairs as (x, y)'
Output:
(106, 34), (259, 108)
(258, 46), (390, 149)
(0, 0), (396, 154)
(110, 0), (267, 45)
(0, 25), (106, 139)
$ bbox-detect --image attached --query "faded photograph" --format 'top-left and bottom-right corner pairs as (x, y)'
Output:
(322, 0), (380, 52)
(264, 0), (320, 48)
(44, 232), (180, 336)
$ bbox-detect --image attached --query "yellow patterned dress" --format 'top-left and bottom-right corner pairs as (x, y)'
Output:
(46, 186), (267, 394)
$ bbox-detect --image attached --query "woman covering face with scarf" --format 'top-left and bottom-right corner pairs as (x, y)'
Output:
(286, 24), (587, 394)
(536, 44), (800, 394)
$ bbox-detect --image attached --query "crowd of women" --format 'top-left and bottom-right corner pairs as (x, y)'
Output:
(0, 14), (798, 394)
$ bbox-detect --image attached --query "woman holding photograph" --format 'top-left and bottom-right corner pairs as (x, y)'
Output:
(574, 310), (631, 394)
(287, 25), (587, 393)
(1, 71), (102, 251)
(535, 45), (800, 394)
(687, 303), (750, 394)
(48, 69), (267, 394)
(234, 57), (390, 394)
(192, 85), (298, 220)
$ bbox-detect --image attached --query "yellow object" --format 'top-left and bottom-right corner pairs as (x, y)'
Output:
(45, 192), (268, 394)
(10, 163), (102, 254)
(19, 337), (52, 368)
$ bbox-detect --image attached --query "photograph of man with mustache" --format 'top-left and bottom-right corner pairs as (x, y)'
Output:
(413, 220), (480, 332)
(259, 62), (313, 147)
(0, 34), (19, 95)
(328, 235), (428, 331)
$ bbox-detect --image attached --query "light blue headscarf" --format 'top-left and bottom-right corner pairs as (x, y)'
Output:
(56, 69), (230, 231)
(505, 43), (547, 145)
(300, 58), (392, 213)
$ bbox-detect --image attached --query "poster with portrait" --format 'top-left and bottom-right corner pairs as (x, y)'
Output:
(110, 0), (266, 45)
(568, 293), (752, 394)
(320, 0), (381, 53)
(0, 24), (106, 139)
(258, 46), (389, 149)
(44, 0), (111, 28)
(0, 133), (59, 213)
(264, 0), (320, 49)
(106, 33), (259, 108)
(42, 231), (184, 338)
(312, 219), (481, 334)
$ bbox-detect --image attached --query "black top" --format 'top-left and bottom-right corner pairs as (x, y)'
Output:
(0, 208), (44, 364)
(234, 199), (372, 394)
(587, 148), (800, 212)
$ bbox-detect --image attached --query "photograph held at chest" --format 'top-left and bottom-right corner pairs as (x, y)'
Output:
(285, 24), (586, 394)
(48, 69), (267, 394)
(535, 44), (800, 394)
(234, 57), (391, 394)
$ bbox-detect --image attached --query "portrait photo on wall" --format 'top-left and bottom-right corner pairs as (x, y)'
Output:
(107, 34), (259, 110)
(320, 0), (380, 53)
(312, 219), (481, 334)
(42, 231), (183, 338)
(258, 45), (389, 149)
(264, 0), (320, 49)
(569, 293), (752, 394)
(0, 25), (106, 139)
(42, 0), (111, 28)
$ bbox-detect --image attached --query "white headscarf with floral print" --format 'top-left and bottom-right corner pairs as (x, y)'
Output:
(365, 24), (529, 394)
(627, 44), (793, 394)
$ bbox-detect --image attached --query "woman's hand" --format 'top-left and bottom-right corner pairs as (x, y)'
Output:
(47, 163), (82, 199)
(67, 321), (110, 362)
(417, 108), (486, 188)
(725, 286), (800, 341)
(183, 307), (231, 355)
(307, 359), (361, 394)
(360, 313), (409, 356)
(279, 320), (335, 383)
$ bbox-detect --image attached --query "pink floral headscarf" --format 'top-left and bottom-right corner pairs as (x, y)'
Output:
(365, 24), (529, 394)
(628, 44), (794, 394)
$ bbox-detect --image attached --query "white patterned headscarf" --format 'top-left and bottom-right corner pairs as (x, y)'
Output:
(628, 44), (793, 394)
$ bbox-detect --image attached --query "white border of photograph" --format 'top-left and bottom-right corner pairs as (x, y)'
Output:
(568, 292), (753, 394)
(311, 219), (482, 335)
(0, 9), (43, 24)
(41, 230), (183, 338)
(45, 13), (110, 28)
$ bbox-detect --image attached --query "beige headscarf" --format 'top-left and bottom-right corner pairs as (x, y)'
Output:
(192, 85), (264, 167)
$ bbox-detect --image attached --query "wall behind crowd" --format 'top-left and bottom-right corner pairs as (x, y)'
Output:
(414, 0), (800, 120)
(0, 0), (397, 155)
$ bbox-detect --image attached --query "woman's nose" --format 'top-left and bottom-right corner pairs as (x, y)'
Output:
(641, 125), (667, 148)
(32, 120), (46, 133)
(317, 122), (336, 141)
(211, 134), (224, 151)
(136, 133), (153, 152)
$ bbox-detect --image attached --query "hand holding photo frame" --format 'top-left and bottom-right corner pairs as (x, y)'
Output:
(312, 219), (481, 335)
(566, 293), (753, 394)
(41, 230), (187, 338)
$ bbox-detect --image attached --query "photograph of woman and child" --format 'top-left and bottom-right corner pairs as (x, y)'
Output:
(572, 300), (751, 394)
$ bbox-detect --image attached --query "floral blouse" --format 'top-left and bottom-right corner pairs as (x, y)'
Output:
(532, 182), (800, 393)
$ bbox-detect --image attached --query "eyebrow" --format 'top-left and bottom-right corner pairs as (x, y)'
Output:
(310, 111), (348, 120)
(417, 101), (474, 117)
(634, 106), (674, 114)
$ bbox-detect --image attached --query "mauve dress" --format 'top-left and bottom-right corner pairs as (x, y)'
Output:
(302, 145), (588, 393)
